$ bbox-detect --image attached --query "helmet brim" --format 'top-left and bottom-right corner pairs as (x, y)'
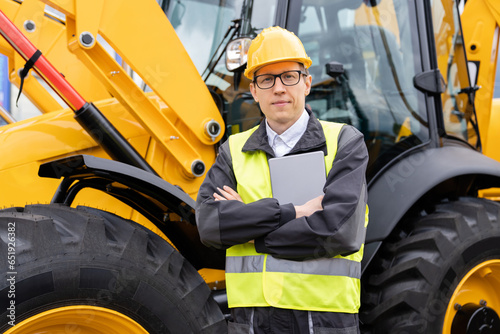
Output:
(244, 57), (312, 80)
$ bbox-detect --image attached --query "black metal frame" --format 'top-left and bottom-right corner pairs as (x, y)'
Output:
(39, 154), (225, 270)
(362, 140), (500, 272)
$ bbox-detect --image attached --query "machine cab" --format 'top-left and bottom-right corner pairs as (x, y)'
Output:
(161, 0), (476, 184)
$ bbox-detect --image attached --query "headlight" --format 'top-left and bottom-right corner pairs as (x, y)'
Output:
(225, 37), (251, 72)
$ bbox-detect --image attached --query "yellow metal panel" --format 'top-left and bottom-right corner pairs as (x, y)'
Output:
(462, 0), (500, 200)
(0, 98), (145, 170)
(0, 92), (209, 214)
(483, 99), (500, 163)
(198, 268), (226, 290)
(462, 0), (499, 144)
(484, 0), (500, 25)
(0, 161), (60, 207)
(144, 127), (216, 199)
(75, 0), (103, 48)
(12, 0), (45, 46)
(0, 99), (168, 237)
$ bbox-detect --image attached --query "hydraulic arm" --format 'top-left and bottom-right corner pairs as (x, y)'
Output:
(461, 0), (500, 159)
(0, 8), (155, 173)
(0, 0), (111, 111)
(0, 0), (224, 178)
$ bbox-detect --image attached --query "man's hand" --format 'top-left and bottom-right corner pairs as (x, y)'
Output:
(214, 185), (243, 202)
(295, 195), (324, 218)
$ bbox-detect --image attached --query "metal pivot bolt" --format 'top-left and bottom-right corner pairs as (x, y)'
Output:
(24, 20), (36, 33)
(79, 32), (95, 48)
(205, 120), (221, 140)
(191, 160), (206, 177)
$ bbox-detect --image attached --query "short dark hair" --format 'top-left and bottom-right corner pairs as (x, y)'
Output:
(299, 63), (309, 76)
(253, 62), (309, 78)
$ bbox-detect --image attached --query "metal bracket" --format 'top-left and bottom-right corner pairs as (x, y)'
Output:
(75, 0), (103, 49)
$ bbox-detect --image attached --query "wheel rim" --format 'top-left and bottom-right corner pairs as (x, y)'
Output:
(4, 305), (149, 334)
(443, 260), (500, 333)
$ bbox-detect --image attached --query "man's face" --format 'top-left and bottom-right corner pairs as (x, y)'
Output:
(249, 61), (312, 134)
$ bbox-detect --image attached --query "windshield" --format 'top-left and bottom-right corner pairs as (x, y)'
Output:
(432, 0), (479, 147)
(163, 0), (428, 182)
(159, 0), (278, 74)
(297, 0), (427, 180)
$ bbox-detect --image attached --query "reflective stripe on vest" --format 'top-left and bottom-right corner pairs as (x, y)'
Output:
(226, 121), (364, 313)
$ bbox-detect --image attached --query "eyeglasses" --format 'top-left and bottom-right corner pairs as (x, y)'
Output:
(253, 70), (307, 89)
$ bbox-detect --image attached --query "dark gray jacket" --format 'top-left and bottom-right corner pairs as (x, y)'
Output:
(196, 111), (368, 260)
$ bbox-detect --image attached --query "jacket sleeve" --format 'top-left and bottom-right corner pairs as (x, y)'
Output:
(195, 140), (296, 249)
(254, 126), (368, 260)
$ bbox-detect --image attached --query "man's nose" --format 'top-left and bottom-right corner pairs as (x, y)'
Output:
(273, 77), (286, 93)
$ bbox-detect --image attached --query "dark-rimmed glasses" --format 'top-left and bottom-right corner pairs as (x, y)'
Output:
(253, 70), (307, 89)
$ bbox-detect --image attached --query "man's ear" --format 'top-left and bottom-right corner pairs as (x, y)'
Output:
(305, 75), (312, 96)
(249, 82), (259, 102)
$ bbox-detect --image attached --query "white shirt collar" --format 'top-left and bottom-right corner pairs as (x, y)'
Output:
(266, 110), (309, 157)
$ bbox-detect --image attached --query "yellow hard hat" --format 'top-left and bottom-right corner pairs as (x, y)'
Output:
(244, 26), (312, 80)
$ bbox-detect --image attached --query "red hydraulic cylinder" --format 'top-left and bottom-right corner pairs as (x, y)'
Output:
(0, 9), (157, 174)
(0, 9), (86, 111)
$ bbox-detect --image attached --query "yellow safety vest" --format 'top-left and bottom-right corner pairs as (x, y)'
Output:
(226, 121), (367, 313)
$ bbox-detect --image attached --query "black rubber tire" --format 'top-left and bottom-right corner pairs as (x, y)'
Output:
(360, 197), (500, 333)
(0, 204), (227, 333)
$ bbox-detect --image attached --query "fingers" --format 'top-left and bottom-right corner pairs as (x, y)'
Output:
(307, 194), (324, 205)
(213, 193), (226, 201)
(303, 195), (323, 209)
(217, 186), (234, 200)
(295, 195), (324, 218)
(222, 185), (243, 202)
(213, 186), (243, 202)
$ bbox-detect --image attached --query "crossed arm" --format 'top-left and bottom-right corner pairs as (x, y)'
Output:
(196, 126), (368, 259)
(214, 185), (323, 219)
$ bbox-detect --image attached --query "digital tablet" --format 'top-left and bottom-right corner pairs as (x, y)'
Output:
(268, 151), (326, 205)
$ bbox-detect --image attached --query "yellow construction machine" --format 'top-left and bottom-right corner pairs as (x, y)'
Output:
(460, 0), (500, 201)
(1, 0), (500, 333)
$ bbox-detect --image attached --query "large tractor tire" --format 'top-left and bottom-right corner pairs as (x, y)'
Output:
(0, 204), (227, 333)
(361, 197), (500, 334)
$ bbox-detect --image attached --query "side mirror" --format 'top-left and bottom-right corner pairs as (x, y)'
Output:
(225, 37), (252, 72)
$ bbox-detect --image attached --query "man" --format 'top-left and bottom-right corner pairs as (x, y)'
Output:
(196, 26), (368, 334)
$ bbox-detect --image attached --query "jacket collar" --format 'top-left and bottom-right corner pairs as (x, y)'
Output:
(241, 108), (327, 157)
